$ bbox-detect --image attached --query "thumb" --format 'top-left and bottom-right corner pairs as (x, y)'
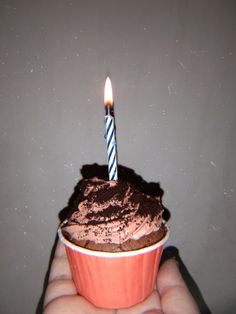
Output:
(156, 259), (200, 314)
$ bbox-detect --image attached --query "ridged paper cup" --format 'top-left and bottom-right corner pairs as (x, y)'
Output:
(58, 222), (169, 309)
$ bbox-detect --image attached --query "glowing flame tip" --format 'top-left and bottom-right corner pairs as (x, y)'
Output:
(104, 77), (113, 106)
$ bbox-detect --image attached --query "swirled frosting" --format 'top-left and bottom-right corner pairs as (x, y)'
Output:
(62, 178), (163, 244)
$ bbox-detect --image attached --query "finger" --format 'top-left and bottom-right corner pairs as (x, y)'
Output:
(43, 295), (116, 314)
(157, 259), (185, 295)
(157, 259), (200, 314)
(54, 239), (67, 257)
(117, 291), (161, 314)
(44, 241), (76, 308)
(48, 254), (72, 282)
(44, 279), (77, 307)
(48, 241), (72, 282)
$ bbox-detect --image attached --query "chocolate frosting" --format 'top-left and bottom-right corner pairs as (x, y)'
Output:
(62, 178), (163, 244)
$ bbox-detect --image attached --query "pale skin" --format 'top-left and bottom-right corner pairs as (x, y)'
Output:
(43, 241), (200, 314)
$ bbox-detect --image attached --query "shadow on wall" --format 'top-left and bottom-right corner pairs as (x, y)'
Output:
(36, 163), (210, 314)
(59, 163), (170, 222)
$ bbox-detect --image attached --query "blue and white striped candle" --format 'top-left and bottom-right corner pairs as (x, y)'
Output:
(104, 77), (118, 180)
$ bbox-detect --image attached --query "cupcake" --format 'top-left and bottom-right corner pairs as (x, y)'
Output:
(58, 177), (169, 308)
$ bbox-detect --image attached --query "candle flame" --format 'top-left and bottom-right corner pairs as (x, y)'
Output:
(104, 77), (113, 106)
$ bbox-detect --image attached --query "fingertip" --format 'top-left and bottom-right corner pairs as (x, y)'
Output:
(44, 279), (77, 308)
(159, 258), (180, 278)
(162, 257), (179, 268)
(157, 258), (184, 295)
(49, 255), (72, 282)
(54, 240), (66, 257)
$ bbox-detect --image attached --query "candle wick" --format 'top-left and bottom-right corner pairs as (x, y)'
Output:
(110, 104), (114, 116)
(105, 104), (114, 117)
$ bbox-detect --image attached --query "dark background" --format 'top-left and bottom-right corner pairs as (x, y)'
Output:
(0, 1), (235, 313)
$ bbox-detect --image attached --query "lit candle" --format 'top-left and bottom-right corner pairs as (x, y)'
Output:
(104, 77), (118, 180)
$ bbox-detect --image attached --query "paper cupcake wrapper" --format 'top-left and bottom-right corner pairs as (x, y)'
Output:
(58, 223), (169, 309)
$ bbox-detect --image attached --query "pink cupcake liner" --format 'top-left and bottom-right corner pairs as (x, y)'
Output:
(58, 223), (169, 309)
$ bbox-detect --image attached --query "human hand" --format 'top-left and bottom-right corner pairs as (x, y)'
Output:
(43, 241), (200, 314)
